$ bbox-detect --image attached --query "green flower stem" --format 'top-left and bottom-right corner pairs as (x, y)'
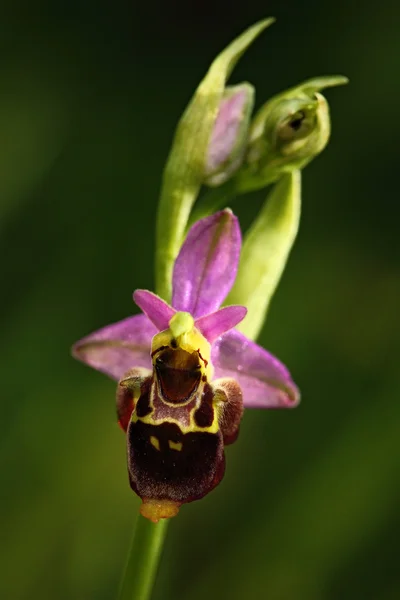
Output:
(118, 516), (169, 600)
(187, 169), (278, 227)
(188, 178), (239, 227)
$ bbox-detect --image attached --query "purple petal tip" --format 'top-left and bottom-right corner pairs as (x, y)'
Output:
(195, 305), (247, 343)
(205, 84), (254, 184)
(133, 289), (175, 331)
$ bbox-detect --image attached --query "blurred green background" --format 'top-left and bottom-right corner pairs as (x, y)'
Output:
(1, 2), (399, 599)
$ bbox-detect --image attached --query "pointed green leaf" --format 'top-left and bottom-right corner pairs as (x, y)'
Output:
(155, 18), (275, 301)
(226, 170), (301, 340)
(299, 75), (349, 95)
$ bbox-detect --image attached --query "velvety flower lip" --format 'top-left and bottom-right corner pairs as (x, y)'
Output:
(72, 209), (300, 409)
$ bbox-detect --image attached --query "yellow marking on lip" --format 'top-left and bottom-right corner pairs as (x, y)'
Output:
(136, 413), (220, 434)
(150, 436), (160, 451)
(168, 440), (183, 452)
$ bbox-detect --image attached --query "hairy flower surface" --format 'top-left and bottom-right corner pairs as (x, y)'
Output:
(73, 210), (299, 521)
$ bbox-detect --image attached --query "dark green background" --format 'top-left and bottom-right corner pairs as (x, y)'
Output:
(1, 2), (399, 599)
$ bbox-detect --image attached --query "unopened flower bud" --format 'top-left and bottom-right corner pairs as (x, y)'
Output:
(204, 83), (254, 187)
(235, 75), (348, 192)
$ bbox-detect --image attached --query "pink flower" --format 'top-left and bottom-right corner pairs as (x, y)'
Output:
(72, 210), (299, 521)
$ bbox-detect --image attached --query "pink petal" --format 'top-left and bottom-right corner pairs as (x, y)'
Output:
(172, 210), (241, 318)
(195, 305), (247, 343)
(72, 314), (156, 381)
(212, 329), (300, 408)
(133, 290), (176, 331)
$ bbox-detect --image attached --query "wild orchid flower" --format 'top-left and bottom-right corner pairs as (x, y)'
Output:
(68, 16), (347, 599)
(72, 210), (299, 523)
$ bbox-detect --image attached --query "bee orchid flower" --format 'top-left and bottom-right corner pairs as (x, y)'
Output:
(72, 209), (299, 522)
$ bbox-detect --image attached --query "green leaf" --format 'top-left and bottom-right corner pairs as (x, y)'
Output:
(226, 170), (301, 340)
(155, 18), (275, 301)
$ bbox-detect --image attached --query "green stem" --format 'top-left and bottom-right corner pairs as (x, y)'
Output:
(118, 516), (169, 600)
(188, 179), (239, 227)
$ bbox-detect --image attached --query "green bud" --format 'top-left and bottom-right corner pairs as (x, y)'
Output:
(155, 18), (275, 302)
(226, 170), (301, 340)
(235, 76), (348, 192)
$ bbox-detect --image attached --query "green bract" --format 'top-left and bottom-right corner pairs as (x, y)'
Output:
(226, 170), (301, 340)
(155, 18), (275, 302)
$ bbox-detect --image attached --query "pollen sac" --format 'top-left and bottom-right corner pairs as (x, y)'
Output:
(120, 322), (244, 522)
(235, 75), (348, 192)
(204, 83), (255, 187)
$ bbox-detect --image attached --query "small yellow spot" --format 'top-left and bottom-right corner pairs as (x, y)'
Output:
(168, 440), (183, 452)
(150, 436), (160, 451)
